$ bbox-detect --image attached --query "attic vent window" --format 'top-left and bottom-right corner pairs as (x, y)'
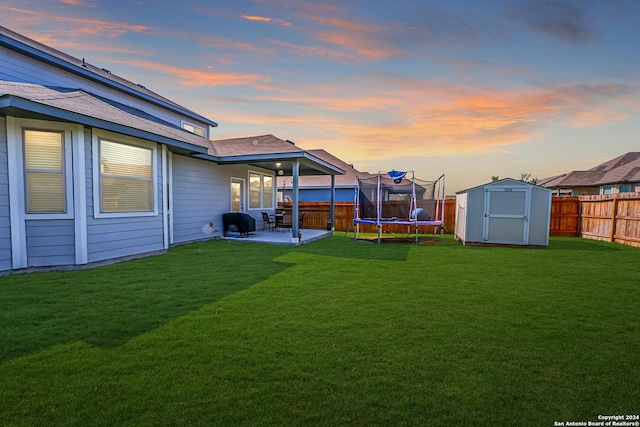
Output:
(182, 121), (207, 138)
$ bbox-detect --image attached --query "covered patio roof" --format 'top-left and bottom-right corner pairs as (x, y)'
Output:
(205, 134), (346, 244)
(204, 134), (344, 176)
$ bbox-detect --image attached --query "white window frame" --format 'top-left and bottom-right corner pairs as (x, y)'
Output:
(181, 120), (207, 138)
(248, 170), (275, 211)
(8, 119), (75, 220)
(92, 129), (158, 218)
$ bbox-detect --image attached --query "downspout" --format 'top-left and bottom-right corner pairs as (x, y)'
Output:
(162, 145), (169, 249)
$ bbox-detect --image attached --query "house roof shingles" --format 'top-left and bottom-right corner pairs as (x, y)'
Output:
(0, 81), (213, 152)
(543, 152), (640, 188)
(210, 134), (303, 157)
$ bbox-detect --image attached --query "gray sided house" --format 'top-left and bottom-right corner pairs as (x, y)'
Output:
(0, 26), (343, 273)
(455, 178), (552, 247)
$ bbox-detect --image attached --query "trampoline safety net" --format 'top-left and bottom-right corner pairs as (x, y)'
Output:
(356, 172), (438, 221)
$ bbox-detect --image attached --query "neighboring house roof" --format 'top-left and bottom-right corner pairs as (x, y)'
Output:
(541, 152), (640, 188)
(588, 152), (640, 184)
(552, 170), (606, 187)
(536, 174), (566, 187)
(0, 25), (217, 128)
(0, 81), (212, 154)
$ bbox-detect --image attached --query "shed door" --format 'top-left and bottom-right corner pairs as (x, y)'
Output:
(483, 188), (530, 245)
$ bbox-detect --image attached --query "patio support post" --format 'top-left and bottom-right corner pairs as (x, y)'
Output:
(330, 174), (335, 230)
(291, 159), (300, 243)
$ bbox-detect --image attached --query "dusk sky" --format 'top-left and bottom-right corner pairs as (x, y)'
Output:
(2, 0), (639, 192)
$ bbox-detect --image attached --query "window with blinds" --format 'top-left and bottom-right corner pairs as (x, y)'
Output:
(24, 130), (65, 213)
(99, 139), (153, 212)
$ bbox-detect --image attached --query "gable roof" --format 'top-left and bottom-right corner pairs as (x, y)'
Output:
(0, 24), (217, 128)
(541, 152), (640, 188)
(0, 81), (212, 154)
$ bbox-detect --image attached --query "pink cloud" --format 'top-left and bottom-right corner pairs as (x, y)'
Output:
(208, 77), (636, 161)
(241, 15), (292, 26)
(0, 6), (154, 38)
(117, 59), (271, 89)
(57, 0), (97, 6)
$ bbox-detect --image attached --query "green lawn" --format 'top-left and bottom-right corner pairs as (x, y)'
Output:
(1, 236), (638, 426)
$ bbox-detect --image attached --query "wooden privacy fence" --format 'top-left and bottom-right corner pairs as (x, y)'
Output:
(281, 194), (640, 248)
(579, 193), (640, 247)
(549, 197), (580, 237)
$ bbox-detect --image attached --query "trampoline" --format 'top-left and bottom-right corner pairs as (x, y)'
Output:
(353, 171), (445, 243)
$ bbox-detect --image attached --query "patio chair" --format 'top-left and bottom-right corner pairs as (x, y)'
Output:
(280, 212), (292, 230)
(261, 212), (275, 231)
(274, 211), (285, 231)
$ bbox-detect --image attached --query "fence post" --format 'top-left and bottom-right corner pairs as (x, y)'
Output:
(609, 196), (619, 243)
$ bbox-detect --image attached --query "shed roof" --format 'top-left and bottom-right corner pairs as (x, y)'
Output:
(457, 177), (552, 194)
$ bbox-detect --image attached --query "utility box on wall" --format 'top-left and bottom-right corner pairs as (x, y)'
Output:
(455, 178), (552, 247)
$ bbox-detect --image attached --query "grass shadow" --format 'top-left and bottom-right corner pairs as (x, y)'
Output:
(299, 235), (412, 261)
(0, 240), (292, 363)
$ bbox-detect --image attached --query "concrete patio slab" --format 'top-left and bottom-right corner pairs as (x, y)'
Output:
(221, 229), (333, 245)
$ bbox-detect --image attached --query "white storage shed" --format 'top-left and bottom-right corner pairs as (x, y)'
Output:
(455, 178), (552, 247)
